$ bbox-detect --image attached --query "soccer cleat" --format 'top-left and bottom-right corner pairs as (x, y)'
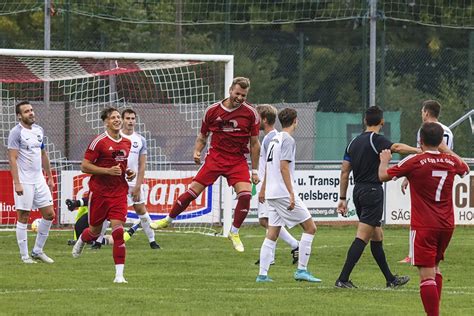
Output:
(90, 241), (102, 250)
(65, 199), (80, 211)
(113, 276), (128, 284)
(256, 275), (274, 282)
(294, 269), (322, 283)
(227, 232), (244, 252)
(398, 256), (411, 264)
(150, 218), (170, 230)
(150, 241), (161, 249)
(291, 247), (299, 265)
(31, 251), (54, 264)
(335, 279), (358, 288)
(123, 232), (131, 242)
(387, 275), (410, 288)
(72, 238), (85, 258)
(22, 257), (37, 264)
(255, 259), (275, 265)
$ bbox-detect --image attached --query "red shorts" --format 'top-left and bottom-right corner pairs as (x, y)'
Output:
(88, 191), (127, 227)
(194, 151), (250, 187)
(411, 229), (453, 267)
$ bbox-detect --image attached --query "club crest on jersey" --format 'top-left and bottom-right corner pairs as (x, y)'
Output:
(37, 135), (42, 142)
(220, 119), (241, 132)
(132, 141), (139, 148)
(112, 149), (128, 161)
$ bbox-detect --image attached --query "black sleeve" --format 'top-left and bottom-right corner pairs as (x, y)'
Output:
(373, 133), (393, 153)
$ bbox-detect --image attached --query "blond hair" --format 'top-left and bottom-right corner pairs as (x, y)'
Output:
(256, 104), (277, 125)
(231, 77), (250, 89)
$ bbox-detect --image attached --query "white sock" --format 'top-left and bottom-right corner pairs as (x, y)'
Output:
(97, 220), (110, 243)
(16, 222), (29, 259)
(298, 233), (314, 270)
(115, 264), (124, 278)
(259, 238), (277, 276)
(139, 212), (155, 242)
(32, 218), (52, 254)
(408, 230), (413, 258)
(278, 227), (299, 250)
(230, 225), (239, 234)
(165, 215), (174, 223)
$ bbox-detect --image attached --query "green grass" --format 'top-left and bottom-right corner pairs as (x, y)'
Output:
(1, 225), (473, 315)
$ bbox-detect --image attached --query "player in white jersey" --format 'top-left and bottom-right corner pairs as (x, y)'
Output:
(8, 101), (55, 264)
(399, 100), (454, 263)
(120, 109), (160, 249)
(255, 105), (299, 266)
(256, 108), (321, 283)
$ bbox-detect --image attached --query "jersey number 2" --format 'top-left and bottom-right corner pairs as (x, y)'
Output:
(432, 170), (448, 202)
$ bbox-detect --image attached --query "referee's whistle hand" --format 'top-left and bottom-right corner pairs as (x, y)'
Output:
(337, 200), (347, 216)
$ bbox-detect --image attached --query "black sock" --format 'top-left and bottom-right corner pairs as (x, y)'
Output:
(338, 238), (367, 282)
(370, 240), (395, 282)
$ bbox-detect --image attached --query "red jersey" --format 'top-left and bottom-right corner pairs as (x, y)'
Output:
(84, 132), (131, 197)
(387, 151), (469, 230)
(200, 100), (260, 157)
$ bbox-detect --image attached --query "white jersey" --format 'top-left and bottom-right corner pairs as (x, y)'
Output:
(416, 122), (453, 150)
(258, 129), (278, 183)
(8, 123), (46, 184)
(121, 131), (147, 187)
(265, 131), (297, 199)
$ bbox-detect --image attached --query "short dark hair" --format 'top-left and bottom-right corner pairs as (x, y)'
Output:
(256, 104), (277, 125)
(422, 100), (441, 118)
(231, 77), (250, 89)
(278, 108), (297, 128)
(15, 101), (31, 115)
(100, 107), (120, 121)
(121, 108), (136, 119)
(420, 122), (444, 147)
(365, 106), (384, 126)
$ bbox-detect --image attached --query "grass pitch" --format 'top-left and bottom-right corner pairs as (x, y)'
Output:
(0, 225), (473, 315)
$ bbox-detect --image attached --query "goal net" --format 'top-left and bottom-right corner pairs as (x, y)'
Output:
(0, 49), (234, 235)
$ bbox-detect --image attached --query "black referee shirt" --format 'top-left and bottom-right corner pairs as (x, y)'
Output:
(343, 132), (393, 185)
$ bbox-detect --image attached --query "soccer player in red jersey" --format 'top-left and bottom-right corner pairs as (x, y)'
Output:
(151, 77), (261, 252)
(72, 107), (136, 283)
(379, 122), (469, 316)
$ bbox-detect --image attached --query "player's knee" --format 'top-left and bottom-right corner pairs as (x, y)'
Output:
(237, 191), (251, 204)
(258, 218), (268, 228)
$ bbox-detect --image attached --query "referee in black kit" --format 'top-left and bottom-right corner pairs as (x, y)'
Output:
(335, 106), (420, 289)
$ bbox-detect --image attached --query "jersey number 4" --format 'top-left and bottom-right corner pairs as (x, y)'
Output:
(432, 170), (448, 202)
(267, 144), (275, 162)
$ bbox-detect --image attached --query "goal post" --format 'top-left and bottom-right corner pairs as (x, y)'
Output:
(0, 48), (234, 235)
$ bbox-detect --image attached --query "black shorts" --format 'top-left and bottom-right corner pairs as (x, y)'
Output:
(353, 184), (384, 227)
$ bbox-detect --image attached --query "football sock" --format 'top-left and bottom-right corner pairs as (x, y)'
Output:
(230, 225), (239, 234)
(32, 218), (52, 254)
(115, 264), (125, 278)
(139, 212), (155, 242)
(338, 237), (367, 282)
(232, 191), (252, 228)
(259, 238), (277, 276)
(127, 222), (141, 236)
(298, 233), (314, 270)
(96, 220), (110, 244)
(80, 227), (100, 243)
(409, 230), (414, 258)
(16, 222), (28, 259)
(112, 226), (126, 265)
(420, 278), (439, 316)
(370, 240), (395, 282)
(169, 189), (198, 218)
(279, 226), (299, 249)
(435, 273), (443, 300)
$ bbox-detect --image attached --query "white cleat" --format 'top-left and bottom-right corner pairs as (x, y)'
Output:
(113, 276), (128, 284)
(31, 252), (54, 264)
(72, 239), (85, 258)
(22, 257), (37, 264)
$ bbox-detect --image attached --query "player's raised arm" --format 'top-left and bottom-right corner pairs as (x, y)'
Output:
(390, 142), (420, 155)
(250, 135), (260, 184)
(193, 133), (208, 165)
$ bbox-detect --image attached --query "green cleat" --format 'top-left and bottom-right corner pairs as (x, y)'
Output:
(150, 218), (170, 230)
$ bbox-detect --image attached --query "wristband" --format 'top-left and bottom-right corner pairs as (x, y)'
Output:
(339, 197), (346, 200)
(251, 169), (258, 175)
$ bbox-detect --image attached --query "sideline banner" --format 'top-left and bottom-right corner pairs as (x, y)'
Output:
(385, 172), (474, 225)
(60, 170), (219, 224)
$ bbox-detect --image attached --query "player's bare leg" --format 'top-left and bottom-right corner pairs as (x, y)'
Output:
(31, 205), (55, 263)
(293, 218), (321, 282)
(151, 181), (205, 229)
(72, 223), (102, 258)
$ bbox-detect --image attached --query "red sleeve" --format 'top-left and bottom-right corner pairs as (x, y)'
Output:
(387, 155), (417, 180)
(200, 108), (211, 136)
(455, 157), (470, 177)
(84, 139), (100, 162)
(250, 110), (260, 137)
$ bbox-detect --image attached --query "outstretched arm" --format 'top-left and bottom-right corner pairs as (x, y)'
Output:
(390, 143), (420, 155)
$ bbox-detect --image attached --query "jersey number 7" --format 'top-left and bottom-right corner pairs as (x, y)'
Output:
(432, 170), (448, 202)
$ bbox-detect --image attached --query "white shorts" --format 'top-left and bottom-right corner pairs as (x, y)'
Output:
(257, 201), (275, 219)
(127, 185), (147, 206)
(14, 181), (53, 211)
(267, 195), (312, 229)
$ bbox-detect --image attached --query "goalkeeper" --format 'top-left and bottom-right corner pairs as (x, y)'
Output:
(66, 197), (140, 248)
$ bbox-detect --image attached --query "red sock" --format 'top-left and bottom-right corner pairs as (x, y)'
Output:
(420, 278), (439, 316)
(232, 191), (251, 228)
(435, 273), (443, 300)
(169, 189), (198, 218)
(112, 226), (126, 265)
(80, 227), (100, 243)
